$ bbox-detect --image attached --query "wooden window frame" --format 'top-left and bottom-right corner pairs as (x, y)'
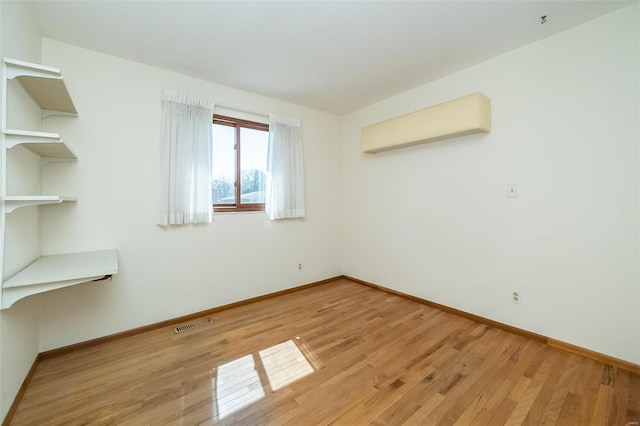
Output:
(213, 114), (269, 213)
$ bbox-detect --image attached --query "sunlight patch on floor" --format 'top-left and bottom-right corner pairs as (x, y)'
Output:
(215, 354), (265, 419)
(260, 339), (315, 391)
(213, 338), (315, 419)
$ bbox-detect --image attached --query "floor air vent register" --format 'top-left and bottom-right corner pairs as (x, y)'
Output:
(174, 318), (213, 334)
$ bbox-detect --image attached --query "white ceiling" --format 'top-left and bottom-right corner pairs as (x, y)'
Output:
(24, 0), (634, 115)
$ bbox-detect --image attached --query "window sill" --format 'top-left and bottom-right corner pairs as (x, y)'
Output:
(214, 204), (265, 215)
(213, 209), (266, 215)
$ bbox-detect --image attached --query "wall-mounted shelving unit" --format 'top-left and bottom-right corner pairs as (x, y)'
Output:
(1, 57), (118, 309)
(4, 58), (78, 116)
(3, 195), (77, 213)
(4, 129), (77, 159)
(2, 250), (117, 309)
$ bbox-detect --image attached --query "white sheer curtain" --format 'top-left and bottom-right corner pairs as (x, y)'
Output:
(158, 90), (215, 226)
(266, 114), (305, 220)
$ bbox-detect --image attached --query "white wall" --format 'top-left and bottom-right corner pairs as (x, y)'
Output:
(37, 39), (343, 351)
(0, 1), (43, 419)
(341, 4), (640, 363)
(1, 8), (638, 422)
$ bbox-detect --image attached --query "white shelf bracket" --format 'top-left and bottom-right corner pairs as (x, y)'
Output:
(5, 129), (63, 149)
(6, 59), (63, 81)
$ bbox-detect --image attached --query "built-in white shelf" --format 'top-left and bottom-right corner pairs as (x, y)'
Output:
(5, 58), (77, 116)
(4, 129), (77, 159)
(1, 57), (118, 310)
(3, 195), (77, 213)
(2, 249), (118, 309)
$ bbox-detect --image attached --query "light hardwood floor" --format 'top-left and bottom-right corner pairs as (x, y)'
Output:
(10, 279), (640, 425)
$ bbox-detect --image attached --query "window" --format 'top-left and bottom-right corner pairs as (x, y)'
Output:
(212, 115), (269, 212)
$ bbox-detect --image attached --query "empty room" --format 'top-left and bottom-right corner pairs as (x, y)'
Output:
(0, 0), (639, 424)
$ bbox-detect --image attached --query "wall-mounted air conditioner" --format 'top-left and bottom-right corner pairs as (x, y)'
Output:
(361, 92), (491, 153)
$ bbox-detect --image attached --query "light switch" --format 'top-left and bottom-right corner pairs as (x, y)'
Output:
(506, 184), (519, 198)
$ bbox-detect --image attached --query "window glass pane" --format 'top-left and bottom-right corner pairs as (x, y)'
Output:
(240, 127), (268, 204)
(212, 124), (236, 204)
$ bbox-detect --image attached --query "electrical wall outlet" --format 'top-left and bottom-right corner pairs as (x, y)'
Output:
(511, 289), (521, 304)
(298, 263), (302, 271)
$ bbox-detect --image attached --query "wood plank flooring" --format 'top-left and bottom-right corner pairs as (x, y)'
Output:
(9, 279), (640, 425)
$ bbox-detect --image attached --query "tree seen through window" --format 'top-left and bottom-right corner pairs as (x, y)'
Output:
(212, 115), (269, 212)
